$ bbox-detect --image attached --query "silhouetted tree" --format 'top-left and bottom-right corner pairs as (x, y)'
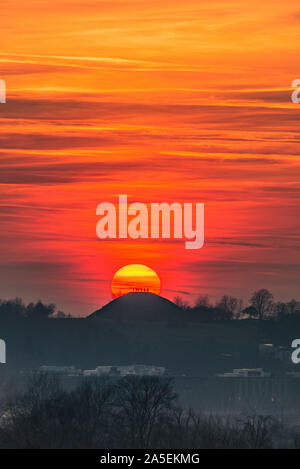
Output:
(66, 378), (115, 448)
(274, 302), (289, 321)
(235, 298), (244, 319)
(213, 306), (233, 321)
(195, 295), (211, 308)
(114, 376), (176, 448)
(288, 299), (300, 316)
(0, 298), (61, 322)
(0, 374), (114, 449)
(53, 310), (69, 318)
(0, 376), (290, 449)
(242, 306), (258, 319)
(174, 296), (190, 310)
(249, 289), (274, 320)
(240, 415), (278, 449)
(216, 295), (239, 320)
(0, 298), (26, 319)
(26, 301), (55, 319)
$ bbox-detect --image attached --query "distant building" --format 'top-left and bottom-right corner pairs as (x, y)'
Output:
(39, 365), (82, 376)
(83, 364), (165, 377)
(217, 368), (271, 378)
(38, 364), (166, 377)
(83, 366), (113, 377)
(116, 364), (165, 376)
(82, 369), (98, 377)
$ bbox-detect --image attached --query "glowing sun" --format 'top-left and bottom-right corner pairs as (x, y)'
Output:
(111, 264), (161, 298)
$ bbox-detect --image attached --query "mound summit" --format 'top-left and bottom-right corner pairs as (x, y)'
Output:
(88, 292), (184, 323)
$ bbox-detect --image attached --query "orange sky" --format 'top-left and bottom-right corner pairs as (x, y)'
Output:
(0, 0), (299, 315)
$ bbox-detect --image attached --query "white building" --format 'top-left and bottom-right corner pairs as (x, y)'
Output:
(83, 364), (166, 377)
(82, 369), (98, 377)
(83, 366), (113, 376)
(117, 365), (165, 376)
(39, 365), (81, 376)
(217, 368), (271, 378)
(38, 364), (166, 377)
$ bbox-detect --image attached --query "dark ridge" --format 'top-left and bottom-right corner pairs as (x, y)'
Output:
(87, 292), (184, 323)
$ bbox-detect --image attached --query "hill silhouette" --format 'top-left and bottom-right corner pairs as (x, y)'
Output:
(87, 292), (184, 323)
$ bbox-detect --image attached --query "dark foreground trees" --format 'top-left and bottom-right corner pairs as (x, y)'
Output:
(0, 373), (297, 449)
(0, 298), (57, 320)
(114, 373), (176, 448)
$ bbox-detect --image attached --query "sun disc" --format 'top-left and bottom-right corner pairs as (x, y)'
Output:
(111, 264), (161, 298)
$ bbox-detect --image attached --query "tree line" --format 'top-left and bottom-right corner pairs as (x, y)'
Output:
(0, 373), (298, 449)
(0, 298), (69, 320)
(0, 289), (299, 322)
(175, 289), (300, 322)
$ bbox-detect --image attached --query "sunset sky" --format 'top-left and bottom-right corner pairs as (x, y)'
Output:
(0, 0), (299, 315)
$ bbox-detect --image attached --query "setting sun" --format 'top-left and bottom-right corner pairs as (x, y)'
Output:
(111, 264), (161, 298)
